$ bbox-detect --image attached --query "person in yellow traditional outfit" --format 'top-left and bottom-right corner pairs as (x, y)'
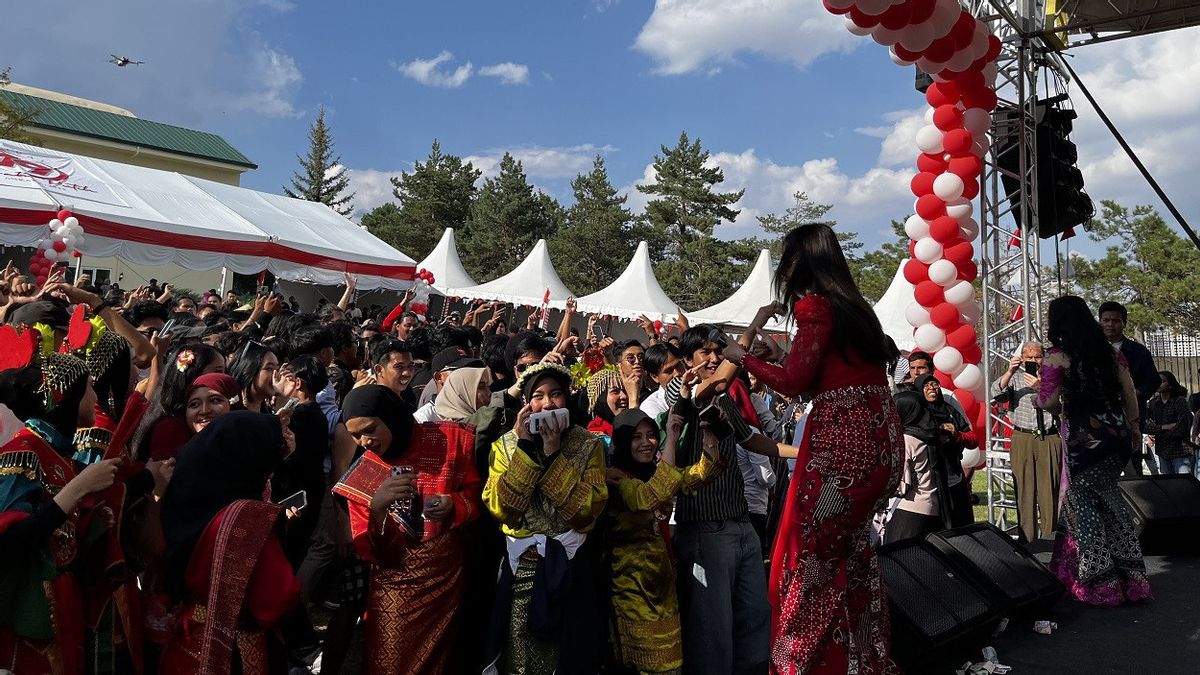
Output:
(482, 362), (608, 675)
(603, 379), (724, 675)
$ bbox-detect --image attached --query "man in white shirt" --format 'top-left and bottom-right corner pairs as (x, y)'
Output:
(412, 346), (484, 423)
(640, 343), (684, 419)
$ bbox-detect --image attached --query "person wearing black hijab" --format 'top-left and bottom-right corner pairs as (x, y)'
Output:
(886, 391), (949, 543)
(913, 373), (977, 527)
(158, 411), (300, 675)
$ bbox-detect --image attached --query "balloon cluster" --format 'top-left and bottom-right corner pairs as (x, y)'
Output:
(408, 268), (435, 321)
(824, 0), (997, 449)
(29, 209), (86, 286)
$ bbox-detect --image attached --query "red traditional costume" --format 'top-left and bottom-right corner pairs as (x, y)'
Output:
(743, 295), (903, 675)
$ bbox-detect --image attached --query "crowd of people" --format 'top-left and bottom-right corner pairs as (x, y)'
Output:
(0, 223), (1161, 675)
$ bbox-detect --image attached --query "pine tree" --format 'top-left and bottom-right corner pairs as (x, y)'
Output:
(0, 68), (40, 145)
(284, 107), (355, 217)
(460, 153), (563, 283)
(379, 139), (481, 261)
(549, 156), (638, 295)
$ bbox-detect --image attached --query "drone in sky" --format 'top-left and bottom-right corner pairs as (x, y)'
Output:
(109, 55), (144, 67)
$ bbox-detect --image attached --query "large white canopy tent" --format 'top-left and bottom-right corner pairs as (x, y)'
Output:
(416, 227), (477, 297)
(872, 262), (917, 352)
(0, 139), (416, 290)
(457, 239), (574, 310)
(687, 249), (792, 333)
(576, 241), (679, 323)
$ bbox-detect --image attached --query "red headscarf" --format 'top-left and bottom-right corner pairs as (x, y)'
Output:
(187, 373), (243, 410)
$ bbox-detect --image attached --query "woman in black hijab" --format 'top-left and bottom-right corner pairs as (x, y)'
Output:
(914, 373), (978, 527)
(886, 391), (951, 543)
(159, 411), (300, 675)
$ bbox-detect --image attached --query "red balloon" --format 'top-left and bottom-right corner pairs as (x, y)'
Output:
(909, 0), (936, 23)
(985, 35), (1002, 61)
(56, 209), (71, 221)
(52, 240), (66, 252)
(925, 82), (959, 108)
(931, 302), (961, 328)
(934, 369), (955, 389)
(943, 128), (974, 155)
(929, 216), (960, 243)
(910, 172), (937, 197)
(944, 241), (974, 265)
(73, 251), (82, 258)
(914, 280), (945, 307)
(915, 194), (946, 220)
(949, 155), (982, 180)
(924, 35), (955, 64)
(908, 239), (917, 257)
(951, 12), (975, 48)
(972, 401), (988, 434)
(957, 259), (979, 282)
(933, 104), (963, 131)
(880, 1), (912, 29)
(946, 324), (977, 350)
(954, 387), (977, 412)
(963, 87), (998, 111)
(955, 69), (986, 94)
(893, 43), (922, 62)
(917, 152), (949, 174)
(960, 178), (980, 200)
(903, 258), (930, 285)
(961, 342), (983, 364)
(823, 0), (853, 13)
(35, 274), (47, 286)
(848, 6), (881, 27)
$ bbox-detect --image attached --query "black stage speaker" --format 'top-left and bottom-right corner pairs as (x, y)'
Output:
(1118, 474), (1200, 553)
(927, 523), (1064, 619)
(878, 537), (1001, 671)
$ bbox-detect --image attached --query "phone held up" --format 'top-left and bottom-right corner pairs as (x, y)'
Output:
(389, 465), (424, 539)
(527, 408), (569, 434)
(277, 489), (307, 512)
(1024, 361), (1039, 376)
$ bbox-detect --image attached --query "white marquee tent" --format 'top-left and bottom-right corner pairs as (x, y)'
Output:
(0, 139), (415, 290)
(872, 262), (917, 352)
(687, 249), (792, 333)
(416, 227), (477, 297)
(576, 242), (678, 322)
(458, 239), (574, 309)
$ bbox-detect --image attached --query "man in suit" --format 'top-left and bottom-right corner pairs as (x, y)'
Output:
(1099, 301), (1161, 475)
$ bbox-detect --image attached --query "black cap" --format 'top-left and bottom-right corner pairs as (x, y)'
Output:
(9, 300), (71, 330)
(431, 346), (484, 373)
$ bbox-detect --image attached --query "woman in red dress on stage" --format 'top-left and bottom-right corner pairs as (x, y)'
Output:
(724, 223), (903, 675)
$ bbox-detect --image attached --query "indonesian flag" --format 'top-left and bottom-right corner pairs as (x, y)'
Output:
(539, 288), (551, 330)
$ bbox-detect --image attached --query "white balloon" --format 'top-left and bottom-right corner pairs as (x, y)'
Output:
(905, 302), (931, 328)
(972, 135), (992, 158)
(49, 219), (63, 231)
(931, 0), (961, 38)
(915, 323), (947, 352)
(954, 363), (983, 390)
(982, 62), (999, 84)
(933, 173), (965, 201)
(890, 47), (916, 66)
(62, 236), (75, 250)
(943, 279), (974, 305)
(960, 446), (983, 470)
(958, 216), (980, 241)
(970, 27), (990, 59)
(946, 197), (973, 219)
(916, 125), (945, 154)
(923, 107), (936, 123)
(963, 108), (991, 136)
(857, 0), (892, 15)
(63, 216), (79, 229)
(872, 25), (903, 46)
(933, 346), (964, 374)
(57, 250), (71, 262)
(917, 57), (947, 75)
(43, 248), (57, 260)
(946, 48), (975, 73)
(914, 237), (944, 264)
(845, 16), (874, 36)
(960, 302), (982, 325)
(899, 20), (936, 52)
(905, 214), (931, 240)
(929, 259), (958, 286)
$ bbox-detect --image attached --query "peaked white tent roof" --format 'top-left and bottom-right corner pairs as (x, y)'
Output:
(688, 249), (791, 332)
(576, 241), (678, 322)
(873, 262), (916, 352)
(458, 239), (574, 309)
(0, 139), (415, 290)
(417, 228), (477, 296)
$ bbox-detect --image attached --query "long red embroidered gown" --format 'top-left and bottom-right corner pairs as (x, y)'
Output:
(742, 294), (902, 675)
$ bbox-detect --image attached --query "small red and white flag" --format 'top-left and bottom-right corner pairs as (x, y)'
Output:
(539, 288), (552, 330)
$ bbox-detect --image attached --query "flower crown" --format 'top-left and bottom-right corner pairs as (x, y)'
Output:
(514, 362), (573, 392)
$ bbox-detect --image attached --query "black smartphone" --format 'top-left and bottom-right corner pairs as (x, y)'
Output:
(699, 400), (734, 441)
(1024, 361), (1039, 376)
(277, 490), (307, 511)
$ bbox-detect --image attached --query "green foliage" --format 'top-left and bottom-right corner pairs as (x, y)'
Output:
(1072, 200), (1200, 333)
(378, 139), (481, 261)
(0, 68), (41, 145)
(548, 156), (638, 295)
(753, 191), (834, 260)
(461, 153), (563, 282)
(284, 107), (355, 216)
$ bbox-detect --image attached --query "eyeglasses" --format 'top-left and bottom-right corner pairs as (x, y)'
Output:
(623, 355), (645, 364)
(515, 362), (532, 373)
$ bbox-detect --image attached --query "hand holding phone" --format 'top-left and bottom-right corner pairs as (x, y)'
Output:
(277, 489), (307, 512)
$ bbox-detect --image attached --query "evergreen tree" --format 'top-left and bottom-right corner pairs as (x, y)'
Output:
(284, 107), (355, 216)
(381, 139), (481, 261)
(360, 203), (405, 252)
(461, 153), (563, 282)
(549, 156), (638, 295)
(753, 191), (836, 260)
(0, 68), (41, 145)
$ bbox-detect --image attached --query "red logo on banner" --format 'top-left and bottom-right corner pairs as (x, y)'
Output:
(0, 150), (71, 183)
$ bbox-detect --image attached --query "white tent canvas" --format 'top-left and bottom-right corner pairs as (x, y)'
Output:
(417, 228), (477, 296)
(458, 239), (574, 309)
(687, 249), (791, 332)
(873, 262), (916, 352)
(0, 139), (415, 290)
(576, 242), (678, 322)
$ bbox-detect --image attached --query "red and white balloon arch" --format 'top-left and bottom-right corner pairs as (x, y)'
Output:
(825, 0), (1000, 434)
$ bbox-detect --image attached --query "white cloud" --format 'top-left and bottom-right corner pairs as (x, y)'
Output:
(226, 46), (303, 118)
(342, 168), (398, 217)
(634, 0), (856, 75)
(856, 109), (926, 168)
(479, 62), (530, 85)
(465, 144), (618, 181)
(396, 51), (474, 89)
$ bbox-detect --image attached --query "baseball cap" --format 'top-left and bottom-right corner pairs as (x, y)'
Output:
(431, 346), (484, 373)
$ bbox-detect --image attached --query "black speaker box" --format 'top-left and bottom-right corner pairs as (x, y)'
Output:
(1118, 474), (1200, 553)
(878, 536), (1001, 671)
(927, 523), (1064, 619)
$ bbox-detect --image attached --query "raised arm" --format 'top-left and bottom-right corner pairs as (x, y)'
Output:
(739, 296), (832, 398)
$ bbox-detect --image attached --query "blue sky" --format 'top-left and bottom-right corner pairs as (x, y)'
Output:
(7, 0), (1200, 259)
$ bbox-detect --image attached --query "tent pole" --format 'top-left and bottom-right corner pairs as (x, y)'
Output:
(218, 267), (228, 296)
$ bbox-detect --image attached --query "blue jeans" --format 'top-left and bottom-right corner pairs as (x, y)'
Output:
(1160, 455), (1196, 475)
(675, 518), (770, 675)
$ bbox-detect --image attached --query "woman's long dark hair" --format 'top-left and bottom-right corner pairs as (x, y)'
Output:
(160, 343), (225, 417)
(228, 341), (277, 406)
(775, 223), (898, 366)
(1159, 370), (1186, 399)
(1046, 296), (1123, 409)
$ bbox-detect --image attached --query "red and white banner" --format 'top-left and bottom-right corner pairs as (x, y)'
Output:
(0, 142), (127, 207)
